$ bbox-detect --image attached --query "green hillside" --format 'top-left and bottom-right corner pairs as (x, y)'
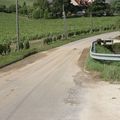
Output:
(0, 0), (33, 6)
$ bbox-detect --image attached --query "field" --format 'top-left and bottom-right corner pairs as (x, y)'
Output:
(0, 13), (119, 43)
(0, 13), (120, 69)
(0, 0), (33, 6)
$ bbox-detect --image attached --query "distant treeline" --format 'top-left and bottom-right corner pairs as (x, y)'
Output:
(0, 0), (120, 19)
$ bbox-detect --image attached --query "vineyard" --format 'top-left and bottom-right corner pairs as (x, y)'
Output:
(0, 13), (120, 43)
(0, 12), (120, 67)
(0, 0), (33, 6)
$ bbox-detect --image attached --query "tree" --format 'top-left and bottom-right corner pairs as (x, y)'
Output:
(44, 9), (49, 19)
(111, 0), (120, 15)
(20, 2), (28, 15)
(64, 0), (72, 13)
(8, 4), (17, 13)
(33, 0), (49, 19)
(105, 2), (113, 16)
(33, 0), (49, 10)
(50, 0), (74, 18)
(33, 7), (43, 19)
(0, 4), (6, 12)
(50, 0), (63, 18)
(89, 0), (109, 16)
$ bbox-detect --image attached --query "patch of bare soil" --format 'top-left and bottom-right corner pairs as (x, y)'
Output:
(0, 46), (58, 73)
(78, 48), (89, 70)
(0, 52), (47, 73)
(78, 48), (101, 80)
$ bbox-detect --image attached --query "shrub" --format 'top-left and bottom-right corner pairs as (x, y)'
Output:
(112, 25), (116, 30)
(27, 7), (34, 18)
(92, 28), (100, 33)
(44, 9), (49, 19)
(0, 43), (11, 55)
(19, 2), (28, 15)
(24, 40), (30, 49)
(68, 32), (74, 37)
(80, 30), (85, 34)
(32, 8), (40, 19)
(75, 31), (81, 35)
(32, 8), (43, 19)
(103, 26), (108, 31)
(85, 29), (91, 34)
(44, 37), (53, 44)
(52, 36), (57, 41)
(8, 4), (16, 13)
(19, 42), (24, 50)
(29, 34), (38, 40)
(5, 43), (11, 53)
(0, 4), (6, 12)
(20, 36), (26, 41)
(56, 34), (62, 40)
(0, 44), (4, 55)
(82, 29), (90, 34)
(19, 6), (28, 15)
(36, 34), (43, 39)
(61, 34), (65, 39)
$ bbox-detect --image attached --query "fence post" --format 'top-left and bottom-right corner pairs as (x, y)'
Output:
(63, 4), (68, 39)
(16, 0), (20, 50)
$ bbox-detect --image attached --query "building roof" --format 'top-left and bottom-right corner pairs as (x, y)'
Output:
(71, 0), (94, 6)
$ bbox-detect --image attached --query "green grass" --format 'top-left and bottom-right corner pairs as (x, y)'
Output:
(0, 35), (81, 68)
(0, 12), (119, 69)
(86, 41), (120, 81)
(0, 48), (37, 68)
(0, 32), (104, 68)
(95, 45), (113, 54)
(0, 13), (119, 43)
(86, 56), (120, 81)
(0, 0), (33, 6)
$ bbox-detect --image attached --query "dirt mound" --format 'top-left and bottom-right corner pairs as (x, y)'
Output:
(78, 48), (89, 70)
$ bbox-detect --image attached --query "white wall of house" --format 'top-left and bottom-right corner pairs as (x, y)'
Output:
(71, 0), (79, 6)
(71, 0), (94, 6)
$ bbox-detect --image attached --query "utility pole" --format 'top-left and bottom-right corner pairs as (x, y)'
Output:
(63, 3), (68, 39)
(16, 0), (20, 50)
(90, 0), (94, 33)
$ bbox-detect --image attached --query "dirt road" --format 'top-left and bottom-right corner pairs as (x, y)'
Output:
(0, 32), (120, 120)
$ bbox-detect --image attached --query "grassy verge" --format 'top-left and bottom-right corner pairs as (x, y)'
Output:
(0, 31), (109, 68)
(86, 44), (120, 81)
(0, 48), (38, 68)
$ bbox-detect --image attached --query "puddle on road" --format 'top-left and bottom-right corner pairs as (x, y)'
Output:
(64, 76), (88, 105)
(64, 71), (95, 106)
(64, 87), (81, 105)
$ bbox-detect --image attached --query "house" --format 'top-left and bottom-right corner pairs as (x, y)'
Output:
(71, 0), (94, 6)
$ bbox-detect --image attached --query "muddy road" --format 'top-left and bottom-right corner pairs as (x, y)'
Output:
(0, 32), (120, 120)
